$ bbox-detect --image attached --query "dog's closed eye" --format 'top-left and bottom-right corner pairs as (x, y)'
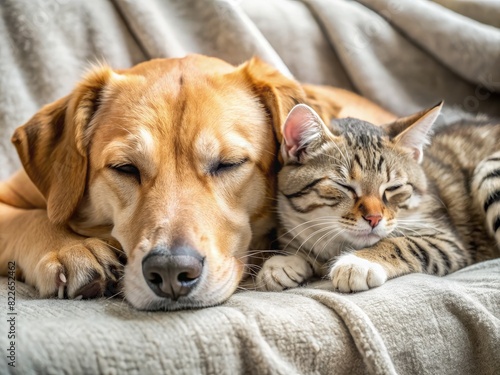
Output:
(209, 158), (248, 176)
(109, 164), (141, 183)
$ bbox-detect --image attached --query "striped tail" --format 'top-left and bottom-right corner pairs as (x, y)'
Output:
(472, 151), (500, 248)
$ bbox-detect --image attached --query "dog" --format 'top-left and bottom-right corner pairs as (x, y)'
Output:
(0, 55), (395, 310)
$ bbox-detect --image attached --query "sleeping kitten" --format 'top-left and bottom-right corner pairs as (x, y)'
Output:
(256, 103), (500, 292)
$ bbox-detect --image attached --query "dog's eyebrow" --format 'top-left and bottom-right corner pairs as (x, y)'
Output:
(132, 128), (155, 155)
(195, 130), (220, 162)
(195, 131), (254, 162)
(103, 128), (155, 162)
(109, 128), (155, 156)
(219, 139), (253, 157)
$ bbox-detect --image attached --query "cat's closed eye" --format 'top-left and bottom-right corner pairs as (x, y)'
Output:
(384, 184), (413, 205)
(385, 184), (403, 192)
(334, 182), (358, 198)
(313, 181), (346, 201)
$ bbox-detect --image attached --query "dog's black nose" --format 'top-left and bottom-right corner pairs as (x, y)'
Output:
(142, 246), (204, 300)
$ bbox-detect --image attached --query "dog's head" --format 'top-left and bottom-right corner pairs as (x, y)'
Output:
(12, 55), (304, 310)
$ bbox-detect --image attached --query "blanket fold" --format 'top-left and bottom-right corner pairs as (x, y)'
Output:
(1, 259), (499, 374)
(357, 0), (500, 90)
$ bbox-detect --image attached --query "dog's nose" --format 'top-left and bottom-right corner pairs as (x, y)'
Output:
(142, 247), (204, 300)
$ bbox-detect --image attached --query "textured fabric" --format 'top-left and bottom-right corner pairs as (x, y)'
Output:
(0, 0), (146, 179)
(1, 0), (500, 179)
(0, 0), (500, 374)
(1, 260), (499, 374)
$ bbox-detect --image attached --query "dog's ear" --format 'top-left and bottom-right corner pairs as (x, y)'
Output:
(241, 57), (305, 144)
(11, 66), (115, 225)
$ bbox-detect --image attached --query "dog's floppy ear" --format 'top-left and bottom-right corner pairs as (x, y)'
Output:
(241, 57), (305, 143)
(11, 66), (114, 225)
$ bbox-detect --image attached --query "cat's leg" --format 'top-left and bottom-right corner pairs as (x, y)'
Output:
(330, 234), (470, 292)
(256, 254), (314, 291)
(472, 151), (500, 247)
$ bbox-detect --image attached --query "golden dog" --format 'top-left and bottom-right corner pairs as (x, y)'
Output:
(0, 55), (394, 310)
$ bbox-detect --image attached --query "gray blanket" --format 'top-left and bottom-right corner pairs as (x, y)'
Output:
(1, 259), (500, 374)
(0, 0), (499, 374)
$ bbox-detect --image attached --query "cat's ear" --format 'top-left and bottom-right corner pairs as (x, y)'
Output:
(281, 104), (329, 162)
(385, 101), (443, 163)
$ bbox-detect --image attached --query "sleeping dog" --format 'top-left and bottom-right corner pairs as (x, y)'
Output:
(0, 55), (394, 310)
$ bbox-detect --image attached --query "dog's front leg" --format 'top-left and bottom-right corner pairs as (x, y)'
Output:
(0, 203), (123, 299)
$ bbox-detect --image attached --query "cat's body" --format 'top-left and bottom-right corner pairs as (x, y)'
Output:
(256, 104), (500, 292)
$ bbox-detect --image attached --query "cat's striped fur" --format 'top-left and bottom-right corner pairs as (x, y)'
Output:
(256, 104), (500, 292)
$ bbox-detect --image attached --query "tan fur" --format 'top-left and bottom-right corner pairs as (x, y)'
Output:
(0, 55), (394, 310)
(302, 84), (395, 126)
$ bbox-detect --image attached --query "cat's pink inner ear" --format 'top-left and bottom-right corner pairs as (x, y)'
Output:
(283, 104), (323, 158)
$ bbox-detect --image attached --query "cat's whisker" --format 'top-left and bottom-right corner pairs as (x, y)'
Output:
(242, 250), (281, 254)
(306, 226), (343, 261)
(94, 238), (126, 255)
(323, 237), (351, 272)
(279, 217), (340, 236)
(264, 196), (281, 203)
(317, 151), (343, 163)
(397, 226), (444, 235)
(243, 268), (261, 279)
(313, 229), (346, 265)
(397, 222), (442, 230)
(329, 139), (351, 171)
(236, 285), (254, 292)
(278, 217), (340, 242)
(396, 222), (438, 230)
(395, 225), (434, 237)
(291, 225), (340, 256)
(236, 254), (273, 262)
(279, 221), (340, 246)
(105, 289), (125, 301)
(286, 226), (333, 255)
(397, 218), (445, 227)
(342, 138), (352, 170)
(392, 229), (408, 238)
(260, 149), (277, 158)
(397, 217), (448, 228)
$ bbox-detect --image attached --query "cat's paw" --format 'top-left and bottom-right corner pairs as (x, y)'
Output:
(330, 254), (387, 293)
(256, 255), (313, 291)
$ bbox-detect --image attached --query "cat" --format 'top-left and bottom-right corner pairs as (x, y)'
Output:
(256, 103), (500, 292)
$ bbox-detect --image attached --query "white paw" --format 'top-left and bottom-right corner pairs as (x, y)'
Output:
(330, 254), (387, 293)
(256, 255), (313, 291)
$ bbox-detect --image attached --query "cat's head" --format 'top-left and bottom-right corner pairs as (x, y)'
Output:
(278, 103), (442, 250)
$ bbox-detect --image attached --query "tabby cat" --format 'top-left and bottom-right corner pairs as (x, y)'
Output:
(256, 103), (500, 292)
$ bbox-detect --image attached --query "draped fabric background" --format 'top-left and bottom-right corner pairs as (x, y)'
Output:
(0, 1), (499, 374)
(1, 0), (500, 180)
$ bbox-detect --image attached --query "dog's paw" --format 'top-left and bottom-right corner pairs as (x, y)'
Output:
(33, 238), (123, 299)
(330, 254), (387, 293)
(256, 255), (313, 291)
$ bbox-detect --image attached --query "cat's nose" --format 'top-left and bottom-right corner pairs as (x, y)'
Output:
(363, 214), (382, 228)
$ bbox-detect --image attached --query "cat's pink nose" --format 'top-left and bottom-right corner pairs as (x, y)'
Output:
(363, 214), (382, 228)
